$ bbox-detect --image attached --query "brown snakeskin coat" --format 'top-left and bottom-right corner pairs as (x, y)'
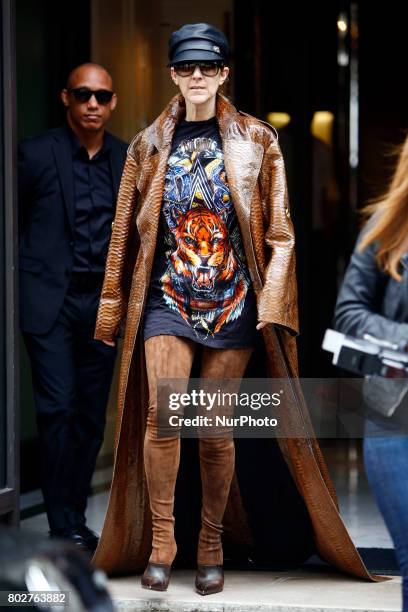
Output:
(93, 93), (380, 581)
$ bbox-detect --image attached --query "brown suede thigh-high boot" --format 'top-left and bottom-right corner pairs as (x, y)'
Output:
(196, 436), (235, 594)
(142, 335), (195, 591)
(195, 346), (253, 595)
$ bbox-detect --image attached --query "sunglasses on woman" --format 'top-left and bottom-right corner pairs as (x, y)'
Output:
(173, 62), (224, 77)
(67, 87), (115, 105)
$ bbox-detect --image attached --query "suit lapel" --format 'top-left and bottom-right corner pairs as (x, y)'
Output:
(52, 128), (75, 235)
(106, 133), (123, 197)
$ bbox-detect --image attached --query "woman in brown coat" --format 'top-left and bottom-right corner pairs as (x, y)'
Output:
(94, 21), (378, 598)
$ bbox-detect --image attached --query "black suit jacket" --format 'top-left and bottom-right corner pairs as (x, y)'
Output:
(18, 126), (128, 335)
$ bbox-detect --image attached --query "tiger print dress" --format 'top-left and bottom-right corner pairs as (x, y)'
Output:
(142, 116), (258, 348)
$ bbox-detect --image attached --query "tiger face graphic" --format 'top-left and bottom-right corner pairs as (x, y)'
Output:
(172, 208), (233, 292)
(161, 207), (248, 337)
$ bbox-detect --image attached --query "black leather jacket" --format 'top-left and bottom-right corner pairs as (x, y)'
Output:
(334, 228), (408, 432)
(334, 228), (408, 350)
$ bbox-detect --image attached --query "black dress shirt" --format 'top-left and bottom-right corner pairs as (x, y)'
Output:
(66, 125), (115, 273)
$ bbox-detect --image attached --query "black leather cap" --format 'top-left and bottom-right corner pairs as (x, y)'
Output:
(168, 23), (229, 66)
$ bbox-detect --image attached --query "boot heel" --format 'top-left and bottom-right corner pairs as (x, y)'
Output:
(141, 562), (172, 591)
(195, 564), (224, 596)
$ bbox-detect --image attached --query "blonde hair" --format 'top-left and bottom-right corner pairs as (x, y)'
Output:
(358, 133), (408, 281)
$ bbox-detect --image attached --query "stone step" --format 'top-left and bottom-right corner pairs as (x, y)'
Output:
(107, 570), (402, 612)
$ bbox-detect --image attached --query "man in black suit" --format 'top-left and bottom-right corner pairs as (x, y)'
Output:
(18, 63), (128, 553)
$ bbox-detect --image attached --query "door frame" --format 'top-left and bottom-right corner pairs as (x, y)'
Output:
(0, 0), (19, 526)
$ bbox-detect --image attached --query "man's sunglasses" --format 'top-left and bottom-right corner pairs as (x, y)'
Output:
(173, 62), (224, 77)
(67, 87), (114, 105)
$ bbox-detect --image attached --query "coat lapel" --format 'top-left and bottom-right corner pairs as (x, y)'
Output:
(136, 149), (170, 272)
(52, 128), (75, 235)
(222, 140), (264, 223)
(222, 138), (264, 292)
(135, 104), (180, 274)
(216, 94), (264, 232)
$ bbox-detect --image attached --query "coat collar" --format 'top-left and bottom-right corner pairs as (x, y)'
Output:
(148, 93), (240, 151)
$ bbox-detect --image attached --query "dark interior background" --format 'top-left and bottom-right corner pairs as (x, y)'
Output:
(234, 0), (408, 375)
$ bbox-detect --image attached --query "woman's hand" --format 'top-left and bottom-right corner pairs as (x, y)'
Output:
(102, 339), (116, 347)
(256, 321), (268, 330)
